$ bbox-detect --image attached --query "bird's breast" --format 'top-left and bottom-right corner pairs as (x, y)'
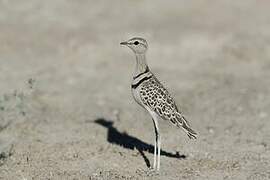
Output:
(131, 87), (144, 107)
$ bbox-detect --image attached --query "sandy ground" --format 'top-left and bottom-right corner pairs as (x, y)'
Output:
(0, 0), (270, 179)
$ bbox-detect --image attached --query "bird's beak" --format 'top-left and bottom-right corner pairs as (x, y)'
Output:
(120, 41), (128, 45)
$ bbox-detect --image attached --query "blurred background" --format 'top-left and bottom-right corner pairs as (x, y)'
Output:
(0, 0), (270, 179)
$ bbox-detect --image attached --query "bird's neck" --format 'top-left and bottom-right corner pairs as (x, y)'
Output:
(134, 53), (149, 78)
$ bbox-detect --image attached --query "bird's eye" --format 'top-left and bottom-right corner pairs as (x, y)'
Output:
(134, 41), (139, 45)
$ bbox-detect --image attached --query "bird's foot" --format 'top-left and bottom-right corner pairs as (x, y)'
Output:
(136, 167), (159, 177)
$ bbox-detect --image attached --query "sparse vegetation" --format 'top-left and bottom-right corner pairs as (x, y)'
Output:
(0, 79), (36, 131)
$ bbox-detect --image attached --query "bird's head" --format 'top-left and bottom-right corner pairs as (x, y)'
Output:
(120, 37), (148, 54)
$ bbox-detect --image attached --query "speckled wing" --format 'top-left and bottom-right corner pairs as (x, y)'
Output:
(139, 75), (180, 120)
(139, 75), (197, 139)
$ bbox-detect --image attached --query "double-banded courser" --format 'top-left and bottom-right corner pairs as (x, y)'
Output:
(120, 37), (197, 171)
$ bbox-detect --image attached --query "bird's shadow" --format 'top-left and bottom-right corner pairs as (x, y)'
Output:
(93, 118), (186, 168)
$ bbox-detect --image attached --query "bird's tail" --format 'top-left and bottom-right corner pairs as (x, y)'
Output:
(175, 112), (197, 139)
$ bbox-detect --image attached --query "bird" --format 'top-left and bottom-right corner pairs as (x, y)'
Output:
(120, 37), (197, 171)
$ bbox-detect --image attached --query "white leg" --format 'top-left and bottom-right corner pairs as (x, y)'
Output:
(157, 132), (161, 171)
(153, 136), (156, 169)
(152, 118), (157, 170)
(151, 115), (159, 171)
(147, 108), (160, 171)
